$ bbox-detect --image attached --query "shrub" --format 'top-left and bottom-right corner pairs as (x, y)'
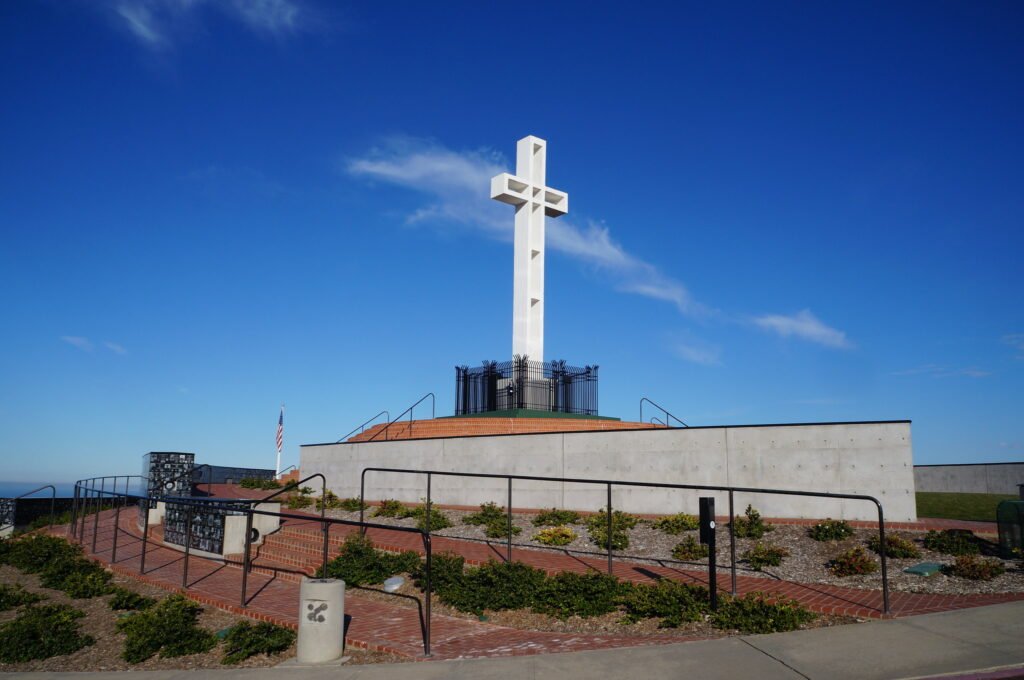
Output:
(337, 497), (368, 512)
(318, 533), (420, 586)
(923, 530), (980, 556)
(108, 586), (156, 611)
(534, 571), (622, 619)
(412, 552), (466, 597)
(428, 560), (547, 615)
(867, 534), (921, 559)
(711, 593), (815, 633)
(828, 547), (878, 576)
(117, 595), (217, 663)
(586, 509), (639, 550)
(532, 508), (581, 527)
(743, 543), (789, 571)
(618, 580), (709, 628)
(464, 502), (520, 538)
(36, 550), (112, 598)
(1, 534), (81, 573)
(534, 525), (577, 546)
(285, 494), (313, 510)
(0, 584), (43, 611)
(732, 505), (773, 539)
(239, 478), (280, 490)
(373, 499), (407, 518)
(653, 513), (700, 535)
(943, 555), (1006, 581)
(315, 490), (342, 511)
(403, 503), (453, 532)
(0, 605), (94, 662)
(221, 621), (296, 664)
(808, 519), (854, 542)
(671, 535), (710, 561)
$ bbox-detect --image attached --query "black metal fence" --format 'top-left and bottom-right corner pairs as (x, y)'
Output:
(455, 357), (599, 415)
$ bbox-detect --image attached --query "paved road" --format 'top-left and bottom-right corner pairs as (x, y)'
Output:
(6, 601), (1024, 680)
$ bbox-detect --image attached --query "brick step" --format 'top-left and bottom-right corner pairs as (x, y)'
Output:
(346, 417), (663, 442)
(222, 554), (316, 584)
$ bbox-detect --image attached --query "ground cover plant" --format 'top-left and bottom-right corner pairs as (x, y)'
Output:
(671, 535), (709, 561)
(220, 621), (296, 664)
(586, 508), (639, 550)
(808, 519), (854, 542)
(923, 529), (981, 556)
(108, 586), (156, 611)
(828, 547), (878, 576)
(867, 535), (921, 559)
(319, 533), (420, 586)
(711, 593), (815, 634)
(532, 508), (581, 527)
(337, 496), (368, 512)
(533, 571), (622, 619)
(916, 492), (1015, 522)
(463, 502), (521, 539)
(371, 499), (452, 531)
(0, 534), (112, 598)
(239, 478), (281, 490)
(116, 595), (217, 663)
(533, 525), (576, 546)
(0, 604), (95, 663)
(943, 555), (1006, 581)
(743, 543), (790, 571)
(0, 583), (43, 611)
(732, 505), (774, 539)
(618, 579), (708, 628)
(652, 512), (699, 535)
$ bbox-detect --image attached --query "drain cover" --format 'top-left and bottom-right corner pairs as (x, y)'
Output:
(903, 562), (943, 576)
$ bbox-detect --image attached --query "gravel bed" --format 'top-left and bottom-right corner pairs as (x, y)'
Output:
(0, 564), (402, 670)
(326, 507), (1024, 595)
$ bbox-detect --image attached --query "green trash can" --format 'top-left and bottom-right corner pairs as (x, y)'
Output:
(996, 500), (1024, 559)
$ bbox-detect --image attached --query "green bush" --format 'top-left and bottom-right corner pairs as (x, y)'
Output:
(671, 535), (710, 561)
(430, 560), (547, 615)
(117, 595), (217, 663)
(532, 508), (581, 527)
(828, 546), (878, 576)
(463, 502), (519, 538)
(0, 605), (94, 662)
(1, 534), (81, 573)
(412, 552), (466, 597)
(586, 508), (639, 550)
(318, 533), (420, 586)
(534, 571), (622, 619)
(618, 580), (709, 628)
(711, 592), (814, 633)
(867, 534), (921, 559)
(60, 569), (114, 598)
(239, 477), (281, 490)
(732, 505), (773, 539)
(403, 503), (453, 532)
(653, 513), (699, 535)
(221, 621), (296, 664)
(743, 543), (789, 571)
(943, 554), (1006, 581)
(808, 519), (854, 542)
(337, 497), (368, 512)
(315, 490), (342, 511)
(285, 494), (313, 509)
(534, 525), (577, 546)
(923, 529), (980, 556)
(0, 583), (43, 611)
(108, 586), (156, 611)
(373, 499), (407, 517)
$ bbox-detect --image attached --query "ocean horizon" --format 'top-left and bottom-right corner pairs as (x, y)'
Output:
(0, 481), (77, 498)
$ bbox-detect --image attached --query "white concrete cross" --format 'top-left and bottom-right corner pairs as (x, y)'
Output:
(490, 135), (568, 362)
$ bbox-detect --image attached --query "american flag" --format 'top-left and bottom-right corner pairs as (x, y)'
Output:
(276, 406), (284, 454)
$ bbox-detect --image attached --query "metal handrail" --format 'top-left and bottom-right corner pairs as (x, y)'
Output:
(337, 411), (390, 443)
(70, 480), (435, 656)
(276, 464), (298, 478)
(650, 416), (666, 426)
(366, 393), (435, 442)
(359, 466), (891, 616)
(0, 484), (57, 533)
(640, 397), (688, 428)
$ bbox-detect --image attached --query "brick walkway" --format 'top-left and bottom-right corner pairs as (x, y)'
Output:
(58, 506), (1022, 661)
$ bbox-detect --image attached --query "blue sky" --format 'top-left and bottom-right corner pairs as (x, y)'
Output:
(2, 1), (1022, 483)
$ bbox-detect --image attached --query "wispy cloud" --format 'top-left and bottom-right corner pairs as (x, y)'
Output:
(752, 310), (853, 349)
(891, 364), (991, 378)
(672, 342), (721, 366)
(107, 0), (306, 50)
(1003, 334), (1024, 360)
(103, 341), (128, 355)
(346, 137), (706, 316)
(61, 336), (94, 351)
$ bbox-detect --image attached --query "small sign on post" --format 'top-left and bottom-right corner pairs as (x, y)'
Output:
(699, 497), (717, 611)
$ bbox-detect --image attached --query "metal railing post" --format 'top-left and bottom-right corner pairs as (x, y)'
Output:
(92, 478), (106, 552)
(79, 482), (91, 544)
(606, 483), (613, 575)
(111, 498), (121, 562)
(423, 530), (432, 657)
(182, 502), (193, 588)
(877, 502), (890, 616)
(506, 477), (513, 562)
(359, 469), (367, 536)
(140, 501), (150, 575)
(70, 484), (79, 539)
(47, 485), (56, 531)
(320, 477), (329, 576)
(425, 473), (432, 539)
(241, 508), (253, 607)
(729, 490), (737, 596)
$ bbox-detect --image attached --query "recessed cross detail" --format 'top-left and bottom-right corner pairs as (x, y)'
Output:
(490, 135), (568, 362)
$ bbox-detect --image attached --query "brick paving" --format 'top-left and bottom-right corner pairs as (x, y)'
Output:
(57, 505), (1021, 661)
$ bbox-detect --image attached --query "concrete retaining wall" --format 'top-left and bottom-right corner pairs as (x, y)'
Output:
(914, 463), (1024, 495)
(301, 421), (917, 522)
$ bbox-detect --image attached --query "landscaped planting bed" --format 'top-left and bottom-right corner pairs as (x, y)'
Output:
(324, 502), (1023, 596)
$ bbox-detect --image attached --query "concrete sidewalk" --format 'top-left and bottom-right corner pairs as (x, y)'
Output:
(6, 601), (1024, 680)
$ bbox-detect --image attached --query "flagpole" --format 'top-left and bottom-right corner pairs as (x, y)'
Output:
(275, 404), (284, 477)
